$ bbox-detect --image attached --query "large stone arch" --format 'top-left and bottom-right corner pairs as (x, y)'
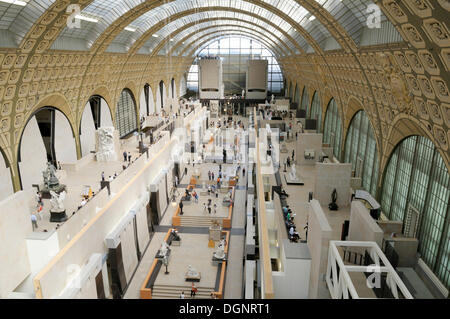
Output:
(115, 87), (139, 138)
(17, 106), (78, 190)
(79, 95), (113, 157)
(0, 146), (14, 201)
(381, 116), (450, 175)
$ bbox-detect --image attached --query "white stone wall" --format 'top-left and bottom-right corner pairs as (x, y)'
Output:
(54, 110), (77, 164)
(0, 190), (34, 298)
(296, 133), (323, 166)
(348, 201), (384, 247)
(19, 116), (48, 190)
(314, 163), (352, 208)
(307, 200), (333, 299)
(121, 220), (139, 284)
(0, 153), (14, 201)
(80, 103), (97, 157)
(100, 99), (113, 127)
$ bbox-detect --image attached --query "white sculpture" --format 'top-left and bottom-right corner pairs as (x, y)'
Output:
(185, 265), (201, 280)
(271, 94), (275, 104)
(214, 239), (226, 260)
(160, 241), (170, 257)
(290, 165), (297, 180)
(96, 127), (117, 162)
(49, 190), (66, 212)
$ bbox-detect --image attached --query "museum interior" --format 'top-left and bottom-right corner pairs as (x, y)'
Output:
(0, 0), (449, 301)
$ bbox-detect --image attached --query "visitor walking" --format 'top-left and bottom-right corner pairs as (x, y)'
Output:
(179, 201), (184, 215)
(101, 171), (105, 182)
(123, 151), (127, 162)
(208, 170), (211, 181)
(31, 214), (38, 231)
(190, 283), (197, 298)
(243, 167), (246, 177)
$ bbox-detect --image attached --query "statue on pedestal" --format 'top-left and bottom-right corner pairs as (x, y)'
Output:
(185, 265), (201, 281)
(50, 190), (66, 213)
(96, 127), (117, 162)
(329, 188), (339, 211)
(290, 165), (297, 180)
(213, 239), (226, 260)
(160, 241), (170, 257)
(43, 162), (60, 190)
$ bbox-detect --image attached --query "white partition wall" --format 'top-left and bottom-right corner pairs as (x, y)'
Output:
(307, 200), (333, 299)
(54, 111), (77, 164)
(0, 190), (34, 298)
(121, 220), (139, 283)
(80, 103), (97, 157)
(314, 163), (352, 208)
(348, 201), (384, 247)
(296, 133), (323, 165)
(0, 153), (13, 201)
(19, 116), (48, 190)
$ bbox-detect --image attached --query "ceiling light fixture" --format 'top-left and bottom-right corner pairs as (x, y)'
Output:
(124, 26), (136, 32)
(75, 14), (98, 23)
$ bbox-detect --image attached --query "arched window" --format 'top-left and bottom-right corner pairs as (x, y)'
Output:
(323, 98), (342, 160)
(300, 87), (309, 115)
(344, 110), (379, 196)
(294, 85), (300, 105)
(115, 89), (137, 138)
(186, 36), (283, 94)
(309, 91), (322, 132)
(380, 135), (449, 290)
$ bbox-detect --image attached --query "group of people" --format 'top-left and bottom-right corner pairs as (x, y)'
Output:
(282, 205), (300, 242)
(179, 283), (217, 299)
(101, 171), (118, 183)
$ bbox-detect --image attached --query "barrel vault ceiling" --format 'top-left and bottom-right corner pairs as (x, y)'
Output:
(0, 0), (448, 191)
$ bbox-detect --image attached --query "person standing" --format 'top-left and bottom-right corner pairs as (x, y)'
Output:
(31, 214), (38, 231)
(190, 283), (197, 298)
(128, 152), (132, 163)
(101, 171), (105, 182)
(180, 291), (185, 299)
(211, 172), (215, 180)
(123, 151), (127, 162)
(179, 201), (184, 215)
(208, 170), (211, 181)
(287, 157), (291, 167)
(243, 167), (246, 177)
(292, 150), (295, 161)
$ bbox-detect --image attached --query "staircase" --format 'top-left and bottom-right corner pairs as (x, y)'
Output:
(179, 215), (223, 227)
(152, 284), (215, 299)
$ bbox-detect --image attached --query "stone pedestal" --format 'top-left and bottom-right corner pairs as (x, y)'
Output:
(50, 210), (67, 223)
(41, 185), (66, 199)
(209, 225), (222, 241)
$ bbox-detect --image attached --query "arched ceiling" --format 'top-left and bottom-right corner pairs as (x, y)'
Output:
(155, 23), (293, 57)
(0, 0), (403, 55)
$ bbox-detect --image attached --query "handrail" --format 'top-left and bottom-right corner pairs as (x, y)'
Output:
(254, 107), (274, 299)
